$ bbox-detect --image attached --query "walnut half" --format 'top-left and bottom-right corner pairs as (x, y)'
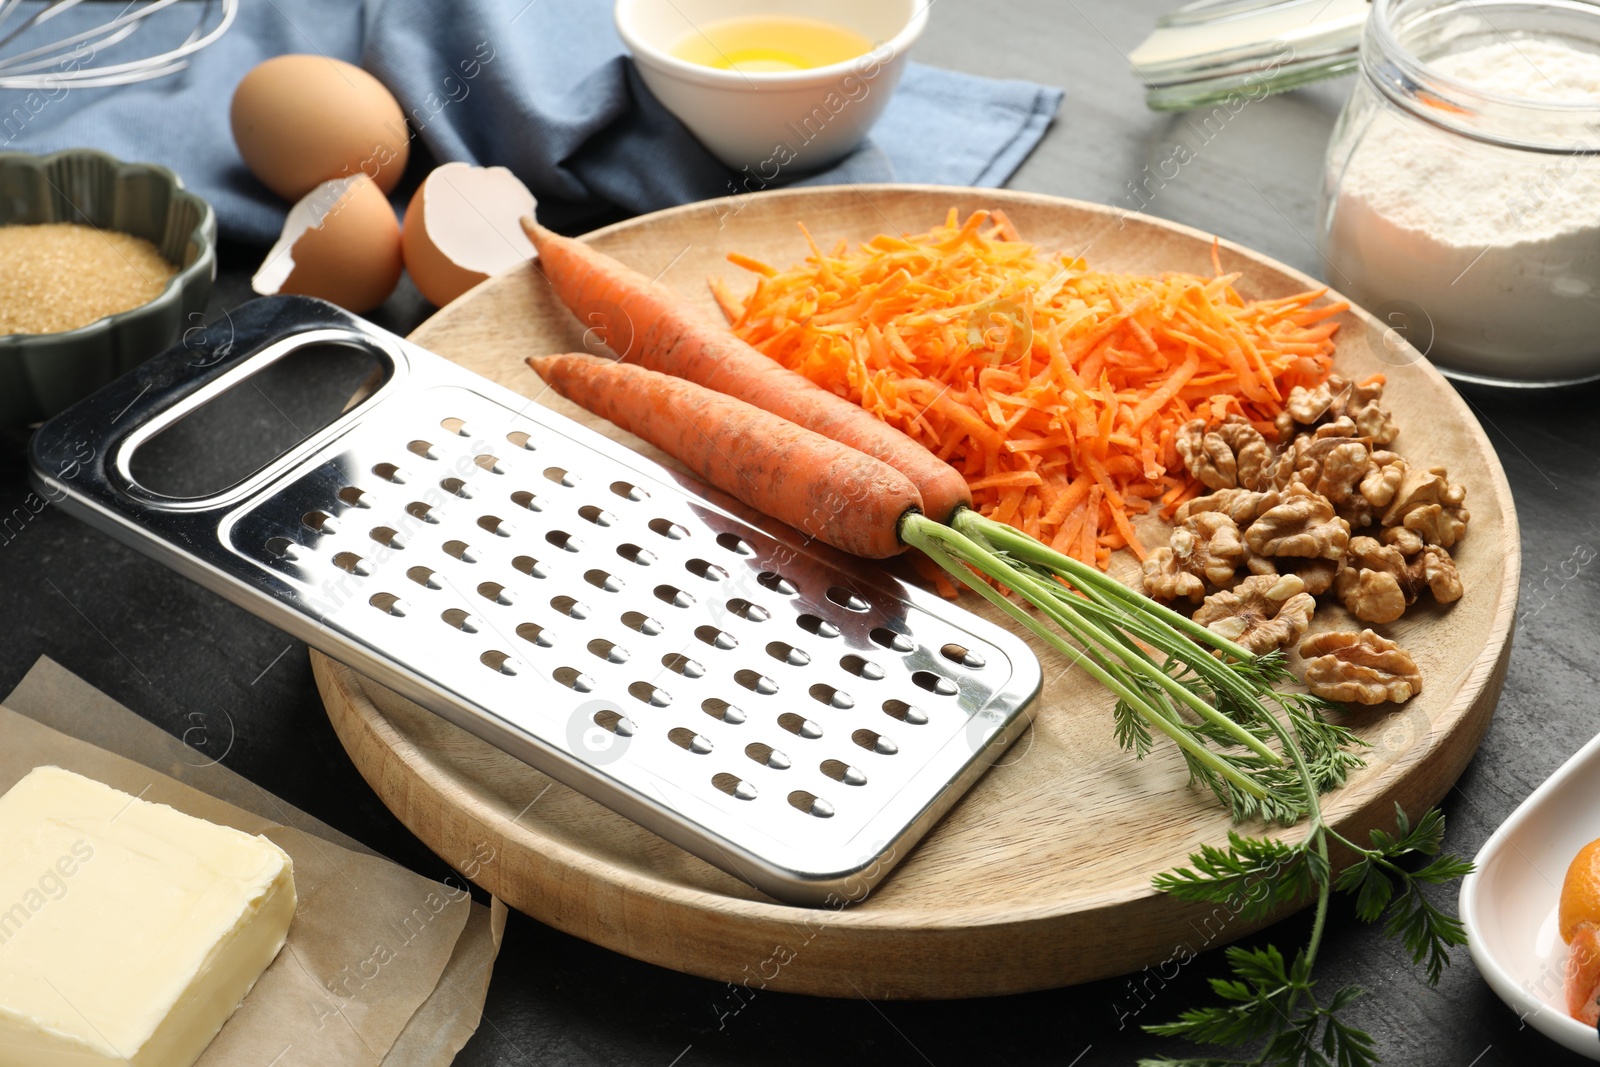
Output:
(1193, 573), (1316, 655)
(1298, 629), (1422, 704)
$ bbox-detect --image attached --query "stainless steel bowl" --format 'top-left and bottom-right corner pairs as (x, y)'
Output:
(0, 148), (216, 436)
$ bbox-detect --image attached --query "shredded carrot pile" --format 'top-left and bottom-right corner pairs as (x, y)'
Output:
(714, 209), (1345, 570)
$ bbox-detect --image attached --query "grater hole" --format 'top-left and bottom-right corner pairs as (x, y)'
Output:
(757, 570), (797, 596)
(593, 709), (633, 736)
(841, 654), (885, 680)
(303, 510), (336, 533)
(820, 759), (867, 786)
(653, 584), (695, 608)
(477, 581), (513, 606)
(478, 515), (514, 538)
(882, 699), (928, 725)
(372, 462), (408, 484)
(629, 680), (671, 707)
(510, 490), (541, 511)
(694, 624), (737, 650)
(550, 595), (590, 619)
(405, 501), (439, 524)
(685, 558), (728, 582)
(808, 683), (854, 710)
(788, 791), (833, 818)
(265, 536), (298, 560)
(406, 565), (440, 589)
(610, 480), (648, 501)
(713, 772), (757, 800)
(480, 650), (516, 675)
(332, 551), (369, 575)
(441, 417), (471, 437)
(553, 666), (594, 692)
(616, 543), (656, 566)
(870, 626), (915, 653)
(474, 453), (504, 474)
(621, 611), (664, 636)
(442, 477), (473, 499)
(369, 592), (406, 616)
(516, 622), (553, 647)
(442, 608), (478, 633)
(797, 614), (840, 639)
(662, 653), (706, 678)
(941, 643), (986, 669)
(778, 712), (822, 739)
(726, 598), (770, 622)
(766, 641), (810, 667)
(588, 638), (628, 663)
(406, 439), (438, 460)
(584, 568), (623, 593)
(826, 585), (870, 612)
(337, 486), (370, 508)
(578, 504), (616, 527)
(745, 742), (790, 770)
(546, 529), (581, 552)
(715, 532), (756, 557)
(370, 525), (405, 548)
(669, 727), (713, 755)
(913, 670), (959, 696)
(506, 430), (535, 451)
(852, 728), (899, 755)
(443, 540), (477, 563)
(702, 698), (746, 724)
(735, 669), (778, 695)
(649, 517), (689, 540)
(542, 465), (575, 486)
(512, 555), (546, 579)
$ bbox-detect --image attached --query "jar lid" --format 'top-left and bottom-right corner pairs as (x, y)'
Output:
(1129, 0), (1367, 110)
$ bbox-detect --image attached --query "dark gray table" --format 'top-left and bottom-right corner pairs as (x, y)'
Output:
(4, 3), (1599, 1064)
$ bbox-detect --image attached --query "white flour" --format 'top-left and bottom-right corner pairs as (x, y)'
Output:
(1325, 38), (1600, 379)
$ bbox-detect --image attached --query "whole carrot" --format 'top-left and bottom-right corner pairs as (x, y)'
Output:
(528, 354), (921, 559)
(521, 217), (972, 524)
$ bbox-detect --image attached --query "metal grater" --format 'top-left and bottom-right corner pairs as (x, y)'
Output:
(29, 296), (1043, 906)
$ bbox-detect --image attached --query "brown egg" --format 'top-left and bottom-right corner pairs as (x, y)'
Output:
(402, 162), (537, 307)
(230, 55), (409, 200)
(252, 175), (403, 313)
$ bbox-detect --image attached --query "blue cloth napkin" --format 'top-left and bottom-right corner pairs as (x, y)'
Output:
(2, 0), (1061, 242)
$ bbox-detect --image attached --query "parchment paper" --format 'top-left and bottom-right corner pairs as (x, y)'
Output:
(0, 657), (504, 1067)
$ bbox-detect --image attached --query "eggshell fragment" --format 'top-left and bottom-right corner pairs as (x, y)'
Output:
(230, 55), (410, 200)
(253, 175), (403, 313)
(401, 162), (537, 307)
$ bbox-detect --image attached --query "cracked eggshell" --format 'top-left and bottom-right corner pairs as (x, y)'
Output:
(230, 55), (410, 200)
(252, 174), (403, 313)
(401, 162), (537, 308)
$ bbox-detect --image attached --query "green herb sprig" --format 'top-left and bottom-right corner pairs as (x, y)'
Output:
(898, 509), (1474, 1067)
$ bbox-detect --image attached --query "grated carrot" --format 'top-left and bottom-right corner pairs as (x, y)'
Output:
(721, 211), (1342, 567)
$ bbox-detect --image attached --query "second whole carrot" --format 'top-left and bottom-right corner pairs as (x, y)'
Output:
(521, 217), (973, 524)
(528, 353), (922, 559)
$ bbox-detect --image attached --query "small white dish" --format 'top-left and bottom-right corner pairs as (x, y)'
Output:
(1461, 730), (1600, 1059)
(614, 0), (927, 170)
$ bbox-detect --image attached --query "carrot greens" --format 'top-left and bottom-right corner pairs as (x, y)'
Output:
(899, 508), (1472, 1067)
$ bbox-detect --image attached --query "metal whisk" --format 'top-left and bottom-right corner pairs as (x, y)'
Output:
(0, 0), (238, 91)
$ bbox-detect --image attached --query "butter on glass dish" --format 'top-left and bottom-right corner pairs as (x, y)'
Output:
(614, 0), (927, 170)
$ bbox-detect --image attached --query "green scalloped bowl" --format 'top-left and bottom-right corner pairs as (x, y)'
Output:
(0, 148), (216, 435)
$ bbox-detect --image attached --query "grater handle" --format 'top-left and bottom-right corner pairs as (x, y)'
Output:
(29, 296), (397, 513)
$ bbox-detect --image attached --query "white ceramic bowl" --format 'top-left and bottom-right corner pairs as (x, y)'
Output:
(1461, 730), (1600, 1059)
(614, 0), (927, 171)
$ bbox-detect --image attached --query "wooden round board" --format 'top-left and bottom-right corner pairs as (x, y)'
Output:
(312, 185), (1519, 999)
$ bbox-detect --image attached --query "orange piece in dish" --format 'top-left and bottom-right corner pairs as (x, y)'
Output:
(1561, 838), (1600, 1023)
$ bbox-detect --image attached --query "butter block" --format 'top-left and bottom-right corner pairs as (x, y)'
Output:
(0, 765), (296, 1067)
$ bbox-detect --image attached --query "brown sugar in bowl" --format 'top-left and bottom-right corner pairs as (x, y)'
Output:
(0, 149), (215, 437)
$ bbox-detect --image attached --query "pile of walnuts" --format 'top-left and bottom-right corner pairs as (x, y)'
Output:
(1141, 374), (1466, 705)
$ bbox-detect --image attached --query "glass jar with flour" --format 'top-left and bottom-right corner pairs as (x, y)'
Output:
(1320, 0), (1600, 385)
